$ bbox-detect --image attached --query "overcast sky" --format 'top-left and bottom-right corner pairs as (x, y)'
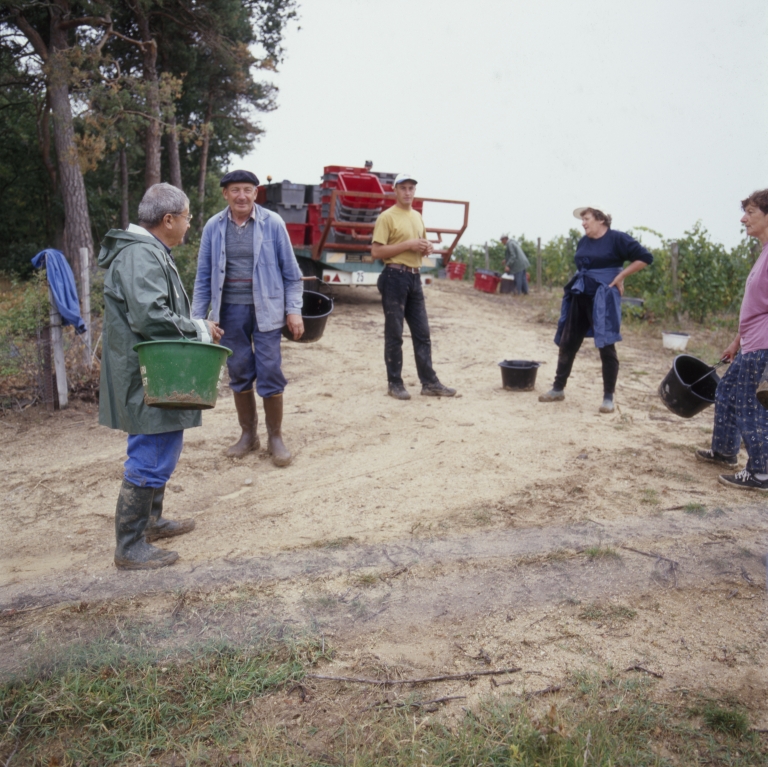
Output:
(241, 0), (768, 249)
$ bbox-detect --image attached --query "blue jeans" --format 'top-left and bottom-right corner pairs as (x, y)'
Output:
(514, 270), (529, 295)
(377, 267), (438, 386)
(711, 350), (768, 472)
(219, 303), (287, 397)
(124, 431), (184, 488)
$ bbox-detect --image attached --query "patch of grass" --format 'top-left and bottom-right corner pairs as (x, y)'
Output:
(640, 487), (660, 505)
(684, 501), (707, 517)
(583, 546), (622, 561)
(3, 648), (766, 766)
(701, 704), (750, 736)
(310, 536), (356, 549)
(0, 636), (323, 766)
(353, 572), (379, 588)
(578, 603), (637, 623)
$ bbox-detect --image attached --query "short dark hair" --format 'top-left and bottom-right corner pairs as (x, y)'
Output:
(741, 190), (768, 215)
(582, 207), (612, 228)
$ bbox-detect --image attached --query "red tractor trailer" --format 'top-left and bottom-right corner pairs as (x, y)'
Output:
(258, 165), (470, 287)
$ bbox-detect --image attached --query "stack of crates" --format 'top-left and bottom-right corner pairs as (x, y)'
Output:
(320, 166), (385, 245)
(264, 180), (308, 246)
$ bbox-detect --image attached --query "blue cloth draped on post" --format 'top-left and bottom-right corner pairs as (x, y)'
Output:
(31, 249), (87, 334)
(554, 266), (622, 349)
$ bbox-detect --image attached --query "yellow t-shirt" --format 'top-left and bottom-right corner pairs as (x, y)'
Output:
(372, 205), (426, 269)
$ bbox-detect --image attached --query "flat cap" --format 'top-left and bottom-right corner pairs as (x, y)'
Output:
(220, 169), (260, 187)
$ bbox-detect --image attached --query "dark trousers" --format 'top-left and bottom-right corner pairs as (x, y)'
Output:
(377, 267), (438, 386)
(553, 293), (619, 394)
(514, 270), (529, 295)
(219, 303), (286, 398)
(712, 350), (768, 473)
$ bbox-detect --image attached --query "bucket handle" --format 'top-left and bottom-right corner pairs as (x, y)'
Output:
(686, 358), (728, 390)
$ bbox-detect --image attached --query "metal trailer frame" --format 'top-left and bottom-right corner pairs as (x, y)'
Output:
(296, 189), (469, 287)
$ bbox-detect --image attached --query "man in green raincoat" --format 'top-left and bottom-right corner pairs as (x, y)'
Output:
(99, 183), (223, 570)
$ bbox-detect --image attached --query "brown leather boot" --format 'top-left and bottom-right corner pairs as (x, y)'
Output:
(144, 485), (196, 542)
(263, 393), (292, 467)
(227, 390), (260, 458)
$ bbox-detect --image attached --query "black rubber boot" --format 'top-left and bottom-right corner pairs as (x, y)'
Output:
(227, 390), (260, 458)
(144, 485), (196, 543)
(264, 393), (292, 467)
(114, 480), (179, 570)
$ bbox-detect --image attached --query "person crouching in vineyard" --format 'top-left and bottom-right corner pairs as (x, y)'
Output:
(696, 190), (768, 491)
(538, 206), (653, 413)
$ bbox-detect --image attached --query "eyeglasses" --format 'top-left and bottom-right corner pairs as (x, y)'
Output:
(173, 213), (193, 222)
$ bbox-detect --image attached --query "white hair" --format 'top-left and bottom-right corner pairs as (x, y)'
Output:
(138, 183), (189, 227)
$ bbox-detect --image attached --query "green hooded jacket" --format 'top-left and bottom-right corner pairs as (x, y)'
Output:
(98, 225), (205, 434)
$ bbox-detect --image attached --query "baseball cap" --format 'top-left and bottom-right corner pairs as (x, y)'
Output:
(393, 173), (418, 186)
(573, 205), (608, 219)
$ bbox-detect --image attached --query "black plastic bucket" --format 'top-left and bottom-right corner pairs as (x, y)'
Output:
(658, 354), (720, 418)
(499, 360), (540, 391)
(282, 290), (334, 343)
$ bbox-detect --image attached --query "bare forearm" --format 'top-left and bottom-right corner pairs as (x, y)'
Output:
(372, 242), (411, 260)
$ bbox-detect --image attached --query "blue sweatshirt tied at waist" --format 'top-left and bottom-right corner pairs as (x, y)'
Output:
(554, 267), (622, 349)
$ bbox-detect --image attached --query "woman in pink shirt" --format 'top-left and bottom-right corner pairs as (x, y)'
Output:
(696, 189), (768, 490)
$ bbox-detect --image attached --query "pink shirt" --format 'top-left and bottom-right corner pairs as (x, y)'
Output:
(739, 242), (768, 352)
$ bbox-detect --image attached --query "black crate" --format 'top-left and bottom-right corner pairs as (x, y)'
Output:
(304, 185), (322, 204)
(265, 180), (305, 207)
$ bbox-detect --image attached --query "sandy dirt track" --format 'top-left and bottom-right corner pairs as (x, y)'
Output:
(2, 280), (767, 725)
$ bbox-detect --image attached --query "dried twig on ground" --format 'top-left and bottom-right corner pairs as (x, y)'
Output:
(307, 667), (522, 686)
(624, 664), (663, 679)
(370, 695), (466, 711)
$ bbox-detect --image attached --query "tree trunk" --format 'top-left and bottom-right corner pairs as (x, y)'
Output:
(167, 113), (182, 190)
(46, 49), (93, 288)
(133, 7), (161, 189)
(196, 99), (213, 229)
(120, 148), (130, 229)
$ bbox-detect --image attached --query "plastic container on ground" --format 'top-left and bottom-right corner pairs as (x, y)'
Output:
(265, 181), (305, 207)
(499, 360), (540, 391)
(662, 331), (690, 351)
(134, 340), (232, 410)
(499, 274), (515, 294)
(474, 269), (501, 294)
(446, 262), (467, 280)
(281, 290), (334, 343)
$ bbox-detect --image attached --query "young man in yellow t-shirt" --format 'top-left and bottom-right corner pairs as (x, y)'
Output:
(371, 174), (456, 400)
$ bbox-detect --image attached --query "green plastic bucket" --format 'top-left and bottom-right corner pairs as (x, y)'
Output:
(133, 340), (232, 410)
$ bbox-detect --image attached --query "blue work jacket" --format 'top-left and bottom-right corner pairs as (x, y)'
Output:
(192, 205), (304, 331)
(554, 267), (622, 349)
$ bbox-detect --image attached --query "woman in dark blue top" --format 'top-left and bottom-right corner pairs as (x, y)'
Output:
(538, 206), (653, 413)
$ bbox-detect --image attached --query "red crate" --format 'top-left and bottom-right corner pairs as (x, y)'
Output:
(286, 223), (308, 246)
(473, 271), (500, 293)
(307, 204), (320, 226)
(446, 262), (467, 280)
(337, 172), (384, 209)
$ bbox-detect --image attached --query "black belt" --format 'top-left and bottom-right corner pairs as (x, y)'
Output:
(386, 263), (420, 274)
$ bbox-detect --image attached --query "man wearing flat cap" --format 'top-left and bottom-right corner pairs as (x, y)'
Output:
(192, 169), (304, 466)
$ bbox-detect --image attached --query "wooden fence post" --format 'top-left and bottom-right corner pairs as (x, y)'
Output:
(484, 241), (490, 271)
(670, 240), (681, 321)
(48, 285), (68, 408)
(80, 247), (92, 368)
(536, 237), (542, 291)
(468, 246), (474, 279)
